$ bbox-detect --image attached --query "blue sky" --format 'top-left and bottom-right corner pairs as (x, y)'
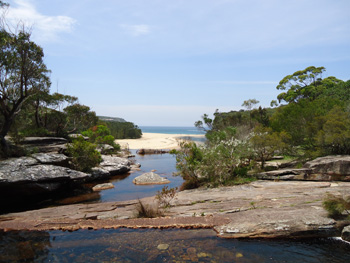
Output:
(5, 0), (350, 126)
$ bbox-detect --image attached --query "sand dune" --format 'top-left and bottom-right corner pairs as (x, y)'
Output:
(115, 132), (205, 150)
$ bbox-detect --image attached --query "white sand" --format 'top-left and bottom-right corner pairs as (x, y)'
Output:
(115, 133), (205, 150)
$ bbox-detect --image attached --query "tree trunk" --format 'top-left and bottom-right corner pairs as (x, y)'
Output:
(0, 115), (14, 156)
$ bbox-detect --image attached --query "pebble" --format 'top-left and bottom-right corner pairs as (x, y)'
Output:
(157, 243), (169, 250)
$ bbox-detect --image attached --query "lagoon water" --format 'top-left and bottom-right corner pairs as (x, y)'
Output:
(1, 228), (350, 262)
(140, 126), (205, 135)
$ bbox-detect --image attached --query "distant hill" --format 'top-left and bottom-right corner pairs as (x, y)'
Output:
(98, 116), (127, 123)
(98, 116), (142, 139)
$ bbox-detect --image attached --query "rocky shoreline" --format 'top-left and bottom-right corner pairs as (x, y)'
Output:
(1, 137), (350, 241)
(1, 180), (349, 240)
(0, 137), (132, 212)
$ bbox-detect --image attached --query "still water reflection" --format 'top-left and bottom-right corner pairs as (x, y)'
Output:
(55, 151), (183, 206)
(1, 228), (350, 262)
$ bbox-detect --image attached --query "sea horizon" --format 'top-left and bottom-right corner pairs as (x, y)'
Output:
(140, 126), (205, 135)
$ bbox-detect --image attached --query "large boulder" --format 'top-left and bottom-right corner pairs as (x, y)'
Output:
(304, 155), (350, 176)
(21, 137), (68, 153)
(258, 155), (350, 181)
(0, 156), (89, 200)
(90, 155), (131, 180)
(256, 168), (312, 180)
(133, 172), (170, 185)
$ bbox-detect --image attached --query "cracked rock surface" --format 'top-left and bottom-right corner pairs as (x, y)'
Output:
(1, 180), (349, 239)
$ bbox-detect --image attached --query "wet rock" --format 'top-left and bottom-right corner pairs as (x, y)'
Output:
(131, 163), (141, 169)
(157, 244), (169, 250)
(341, 225), (350, 242)
(133, 172), (170, 185)
(197, 252), (211, 258)
(187, 247), (198, 262)
(92, 183), (115, 191)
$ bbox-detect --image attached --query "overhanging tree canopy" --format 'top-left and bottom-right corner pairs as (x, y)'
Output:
(0, 29), (51, 150)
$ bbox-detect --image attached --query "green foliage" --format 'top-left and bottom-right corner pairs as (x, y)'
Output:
(316, 106), (350, 155)
(103, 120), (142, 139)
(64, 104), (98, 133)
(174, 66), (350, 190)
(276, 66), (326, 103)
(242, 99), (259, 111)
(211, 110), (251, 133)
(194, 113), (213, 132)
(322, 193), (350, 219)
(0, 27), (51, 154)
(173, 141), (203, 189)
(82, 124), (120, 151)
(66, 136), (102, 172)
(250, 125), (290, 168)
(174, 127), (253, 189)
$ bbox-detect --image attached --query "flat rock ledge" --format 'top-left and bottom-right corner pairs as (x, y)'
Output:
(1, 181), (349, 240)
(0, 154), (131, 199)
(133, 172), (170, 185)
(257, 155), (350, 181)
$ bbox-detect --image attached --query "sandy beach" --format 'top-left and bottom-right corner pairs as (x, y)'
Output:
(116, 133), (205, 150)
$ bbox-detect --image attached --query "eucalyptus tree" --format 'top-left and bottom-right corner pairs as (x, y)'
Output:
(0, 29), (51, 152)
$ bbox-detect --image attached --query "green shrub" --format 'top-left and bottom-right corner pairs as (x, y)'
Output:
(66, 136), (102, 172)
(82, 124), (120, 152)
(173, 128), (254, 189)
(322, 193), (350, 218)
(21, 127), (50, 137)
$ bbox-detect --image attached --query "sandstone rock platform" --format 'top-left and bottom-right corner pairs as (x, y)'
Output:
(1, 180), (349, 239)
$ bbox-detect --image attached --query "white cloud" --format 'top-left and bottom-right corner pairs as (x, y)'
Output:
(6, 0), (76, 42)
(120, 24), (151, 36)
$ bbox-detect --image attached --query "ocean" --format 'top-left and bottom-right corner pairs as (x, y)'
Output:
(140, 126), (205, 135)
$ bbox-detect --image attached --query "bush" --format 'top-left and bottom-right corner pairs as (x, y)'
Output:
(322, 193), (350, 218)
(135, 199), (162, 218)
(173, 127), (254, 188)
(66, 136), (102, 172)
(156, 186), (178, 209)
(82, 124), (120, 151)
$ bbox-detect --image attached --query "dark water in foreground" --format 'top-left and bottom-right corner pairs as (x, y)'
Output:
(1, 228), (350, 262)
